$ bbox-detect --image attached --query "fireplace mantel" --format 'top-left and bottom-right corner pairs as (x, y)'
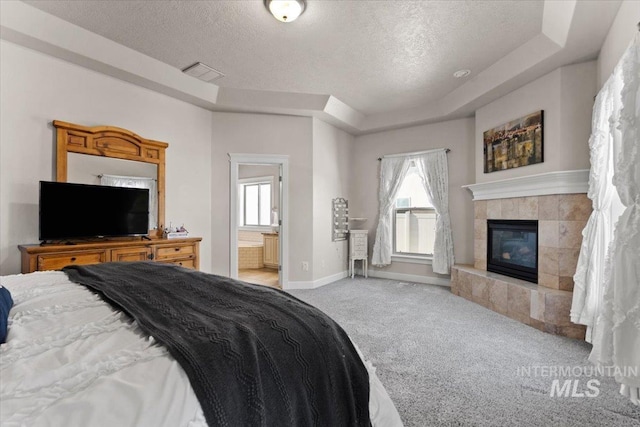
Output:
(462, 170), (589, 201)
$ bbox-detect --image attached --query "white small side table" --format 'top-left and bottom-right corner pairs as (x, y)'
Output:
(349, 230), (368, 279)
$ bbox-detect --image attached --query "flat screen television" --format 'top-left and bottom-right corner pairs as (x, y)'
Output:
(39, 181), (150, 241)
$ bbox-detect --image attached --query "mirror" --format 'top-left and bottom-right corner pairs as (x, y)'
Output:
(67, 153), (158, 229)
(67, 154), (157, 185)
(54, 120), (167, 238)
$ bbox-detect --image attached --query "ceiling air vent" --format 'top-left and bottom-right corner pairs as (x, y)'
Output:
(182, 62), (225, 82)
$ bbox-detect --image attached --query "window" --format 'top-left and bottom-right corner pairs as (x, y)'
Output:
(240, 179), (272, 227)
(393, 162), (436, 257)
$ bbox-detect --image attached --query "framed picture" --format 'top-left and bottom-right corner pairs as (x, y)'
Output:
(483, 110), (543, 173)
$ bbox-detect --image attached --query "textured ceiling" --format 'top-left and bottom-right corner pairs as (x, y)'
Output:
(25, 0), (544, 115)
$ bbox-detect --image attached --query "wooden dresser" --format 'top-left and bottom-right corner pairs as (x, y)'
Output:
(19, 237), (201, 274)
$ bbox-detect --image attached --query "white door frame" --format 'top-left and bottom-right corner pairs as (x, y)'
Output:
(229, 153), (289, 288)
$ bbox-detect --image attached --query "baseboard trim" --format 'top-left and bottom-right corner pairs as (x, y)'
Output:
(286, 270), (450, 289)
(286, 270), (349, 290)
(367, 270), (451, 287)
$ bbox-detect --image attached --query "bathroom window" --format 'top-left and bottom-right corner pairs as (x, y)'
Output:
(240, 179), (272, 227)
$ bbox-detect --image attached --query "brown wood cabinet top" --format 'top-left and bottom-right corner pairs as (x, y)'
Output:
(19, 237), (202, 254)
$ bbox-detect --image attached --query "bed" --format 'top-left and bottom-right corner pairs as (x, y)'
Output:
(0, 263), (403, 427)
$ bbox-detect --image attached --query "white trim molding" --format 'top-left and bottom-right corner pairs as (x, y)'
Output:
(239, 175), (274, 184)
(238, 225), (273, 233)
(391, 254), (433, 265)
(229, 153), (290, 288)
(286, 271), (349, 290)
(367, 270), (451, 287)
(287, 269), (450, 289)
(462, 169), (589, 200)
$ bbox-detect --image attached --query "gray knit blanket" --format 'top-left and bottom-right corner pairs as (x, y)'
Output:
(63, 262), (370, 427)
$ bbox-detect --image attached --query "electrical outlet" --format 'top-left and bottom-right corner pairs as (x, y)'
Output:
(302, 261), (309, 271)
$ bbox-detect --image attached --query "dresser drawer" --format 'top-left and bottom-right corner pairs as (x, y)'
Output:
(110, 247), (152, 262)
(351, 250), (367, 258)
(353, 235), (367, 245)
(155, 244), (195, 260)
(159, 258), (196, 269)
(352, 240), (367, 249)
(37, 250), (107, 271)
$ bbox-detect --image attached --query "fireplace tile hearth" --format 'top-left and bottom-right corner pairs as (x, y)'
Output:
(471, 277), (490, 303)
(451, 265), (586, 339)
(507, 283), (531, 325)
(488, 280), (508, 315)
(558, 276), (574, 292)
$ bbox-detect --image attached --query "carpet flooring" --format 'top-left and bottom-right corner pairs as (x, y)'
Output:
(288, 278), (640, 427)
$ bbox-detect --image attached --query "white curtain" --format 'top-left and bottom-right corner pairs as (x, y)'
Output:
(100, 175), (157, 230)
(588, 33), (640, 406)
(371, 157), (410, 266)
(416, 151), (455, 274)
(570, 73), (622, 343)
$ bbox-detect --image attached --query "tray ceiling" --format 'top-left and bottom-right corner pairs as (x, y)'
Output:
(5, 1), (624, 133)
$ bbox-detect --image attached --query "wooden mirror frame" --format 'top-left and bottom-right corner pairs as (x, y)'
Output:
(53, 120), (167, 238)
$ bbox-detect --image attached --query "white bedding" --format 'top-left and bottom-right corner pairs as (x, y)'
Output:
(1, 271), (402, 427)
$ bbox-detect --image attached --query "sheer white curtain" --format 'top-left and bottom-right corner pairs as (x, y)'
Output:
(100, 175), (157, 230)
(588, 33), (640, 406)
(371, 157), (410, 266)
(570, 75), (623, 343)
(416, 150), (455, 274)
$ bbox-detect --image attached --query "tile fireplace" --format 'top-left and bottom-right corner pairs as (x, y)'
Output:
(454, 170), (591, 339)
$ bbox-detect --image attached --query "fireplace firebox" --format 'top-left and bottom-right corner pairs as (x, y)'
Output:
(487, 220), (538, 283)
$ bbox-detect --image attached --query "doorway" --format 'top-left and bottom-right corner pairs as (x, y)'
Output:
(229, 154), (289, 289)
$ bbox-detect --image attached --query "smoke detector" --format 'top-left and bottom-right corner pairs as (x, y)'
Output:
(453, 69), (471, 79)
(182, 62), (225, 83)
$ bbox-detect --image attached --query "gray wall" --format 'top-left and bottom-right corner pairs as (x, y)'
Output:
(350, 117), (476, 280)
(211, 112), (314, 282)
(0, 41), (213, 274)
(596, 0), (640, 89)
(312, 118), (353, 281)
(475, 62), (596, 184)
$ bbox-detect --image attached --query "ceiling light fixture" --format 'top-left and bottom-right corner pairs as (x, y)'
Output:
(265, 0), (306, 23)
(453, 69), (471, 79)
